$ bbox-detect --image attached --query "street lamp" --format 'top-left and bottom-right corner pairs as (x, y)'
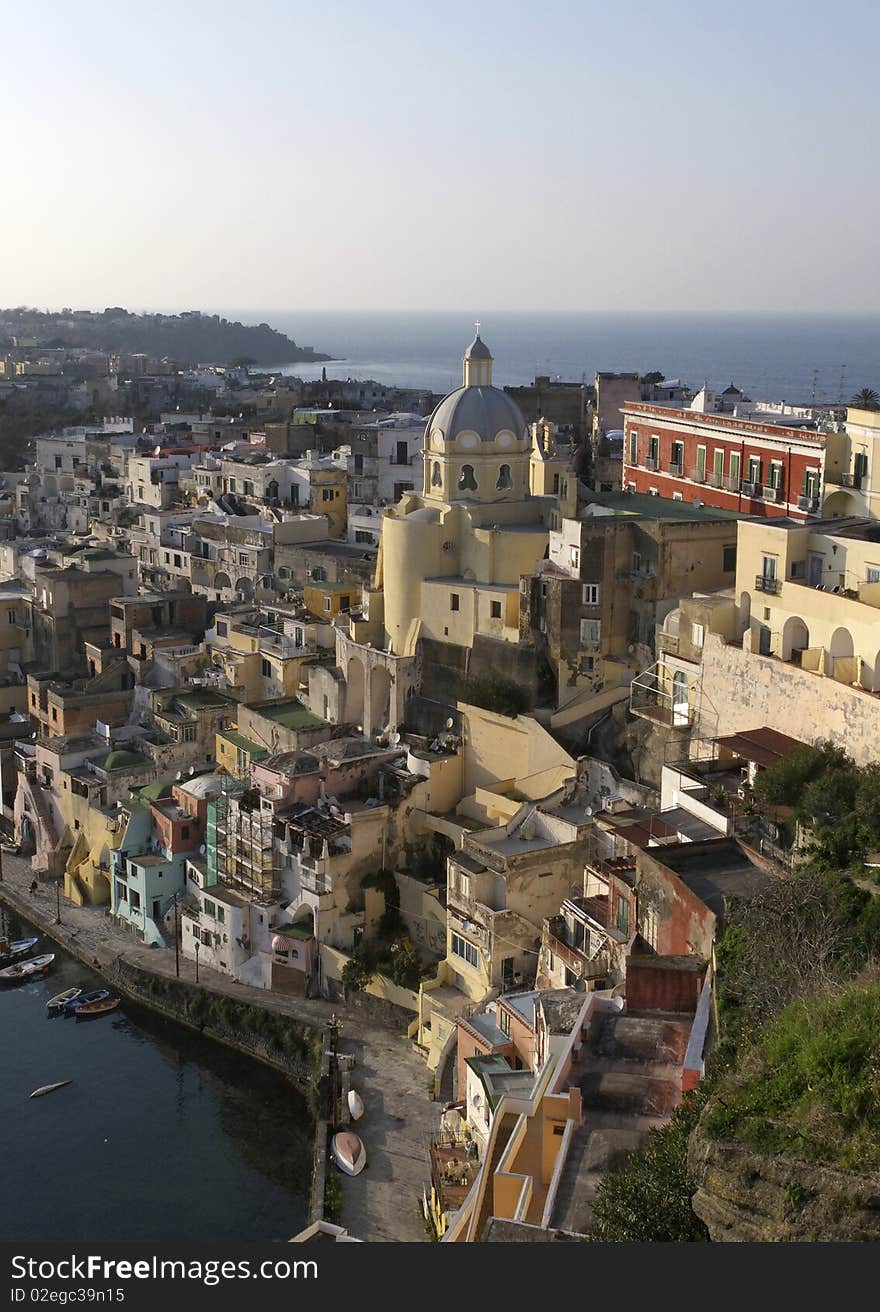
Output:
(55, 875), (61, 925)
(194, 939), (200, 984)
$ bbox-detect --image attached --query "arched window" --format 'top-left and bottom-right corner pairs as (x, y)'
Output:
(458, 464), (477, 492)
(431, 461), (442, 487)
(496, 463), (512, 490)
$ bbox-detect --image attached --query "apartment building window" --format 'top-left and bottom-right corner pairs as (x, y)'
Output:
(490, 600), (502, 619)
(582, 583), (600, 605)
(695, 446), (706, 481)
(323, 598), (332, 612)
(629, 431), (638, 464)
(238, 552), (248, 565)
(180, 724), (196, 742)
(354, 530), (374, 544)
(673, 491), (683, 501)
(649, 435), (659, 465)
(450, 593), (460, 612)
(748, 456), (762, 485)
(722, 544), (737, 573)
(570, 546), (580, 569)
(769, 461), (784, 490)
(498, 1007), (511, 1037)
(216, 621), (227, 637)
(729, 451), (741, 486)
(691, 623), (705, 648)
(451, 932), (479, 969)
(353, 454), (364, 474)
(322, 488), (334, 502)
(642, 905), (658, 950)
(713, 449), (724, 483)
(181, 826), (190, 841)
(632, 551), (642, 573)
(615, 896), (629, 936)
(671, 440), (684, 472)
(261, 659), (271, 677)
(580, 619), (601, 645)
(803, 469), (820, 497)
(866, 566), (880, 584)
(626, 482), (636, 493)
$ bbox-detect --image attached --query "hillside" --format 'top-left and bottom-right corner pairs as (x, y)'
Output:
(0, 307), (332, 366)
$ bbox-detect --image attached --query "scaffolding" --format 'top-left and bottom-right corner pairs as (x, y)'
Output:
(207, 776), (280, 900)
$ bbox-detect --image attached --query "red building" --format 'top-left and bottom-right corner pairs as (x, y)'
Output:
(622, 403), (846, 519)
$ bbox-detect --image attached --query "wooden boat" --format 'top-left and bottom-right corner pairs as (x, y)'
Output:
(0, 953), (54, 984)
(331, 1131), (366, 1176)
(0, 936), (39, 966)
(47, 987), (82, 1012)
(30, 1079), (73, 1099)
(347, 1089), (365, 1121)
(75, 996), (120, 1020)
(61, 988), (108, 1015)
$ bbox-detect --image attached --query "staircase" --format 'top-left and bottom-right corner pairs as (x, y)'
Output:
(550, 1010), (691, 1235)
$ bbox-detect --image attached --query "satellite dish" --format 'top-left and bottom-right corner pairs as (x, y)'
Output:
(199, 844), (206, 856)
(189, 766), (195, 775)
(445, 718), (454, 730)
(176, 771), (182, 781)
(390, 731), (401, 745)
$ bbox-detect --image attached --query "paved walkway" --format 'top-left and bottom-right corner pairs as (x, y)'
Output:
(0, 852), (431, 1241)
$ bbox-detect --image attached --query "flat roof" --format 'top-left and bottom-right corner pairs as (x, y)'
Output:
(713, 726), (807, 767)
(247, 699), (328, 731)
(658, 841), (773, 916)
(585, 492), (750, 522)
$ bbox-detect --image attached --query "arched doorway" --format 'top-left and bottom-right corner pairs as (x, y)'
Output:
(781, 616), (810, 663)
(369, 666), (392, 736)
(346, 657), (365, 728)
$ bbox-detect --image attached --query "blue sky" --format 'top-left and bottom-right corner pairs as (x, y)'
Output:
(2, 0), (878, 312)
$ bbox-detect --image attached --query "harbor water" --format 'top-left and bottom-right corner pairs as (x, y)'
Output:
(0, 911), (313, 1242)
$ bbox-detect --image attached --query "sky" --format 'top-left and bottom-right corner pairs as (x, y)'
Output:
(2, 0), (878, 314)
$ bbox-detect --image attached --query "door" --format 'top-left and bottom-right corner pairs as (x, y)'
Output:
(809, 554), (823, 587)
(152, 899), (161, 923)
(501, 957), (515, 990)
(672, 670), (689, 726)
(713, 449), (724, 486)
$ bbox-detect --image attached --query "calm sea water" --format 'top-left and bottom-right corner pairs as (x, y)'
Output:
(235, 310), (880, 404)
(0, 911), (312, 1242)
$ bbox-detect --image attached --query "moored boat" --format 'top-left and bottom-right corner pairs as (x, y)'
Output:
(47, 987), (82, 1012)
(331, 1131), (366, 1176)
(61, 988), (109, 1015)
(0, 953), (55, 984)
(347, 1089), (365, 1121)
(0, 936), (39, 966)
(30, 1079), (73, 1099)
(75, 996), (121, 1020)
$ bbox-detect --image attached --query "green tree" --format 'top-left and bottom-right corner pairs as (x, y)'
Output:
(851, 387), (880, 411)
(589, 1088), (710, 1242)
(341, 943), (376, 993)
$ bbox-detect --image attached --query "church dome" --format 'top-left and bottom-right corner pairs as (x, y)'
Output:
(428, 385), (527, 446)
(463, 331), (492, 361)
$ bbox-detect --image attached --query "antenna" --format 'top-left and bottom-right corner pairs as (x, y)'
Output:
(838, 364), (847, 405)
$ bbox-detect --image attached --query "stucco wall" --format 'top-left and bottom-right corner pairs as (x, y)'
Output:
(697, 633), (880, 765)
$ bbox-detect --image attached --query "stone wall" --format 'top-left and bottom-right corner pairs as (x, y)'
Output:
(697, 633), (880, 766)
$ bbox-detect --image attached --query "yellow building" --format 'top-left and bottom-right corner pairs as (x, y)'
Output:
(822, 407), (880, 520)
(377, 332), (553, 657)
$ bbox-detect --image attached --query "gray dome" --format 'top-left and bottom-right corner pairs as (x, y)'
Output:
(428, 385), (526, 445)
(464, 332), (492, 361)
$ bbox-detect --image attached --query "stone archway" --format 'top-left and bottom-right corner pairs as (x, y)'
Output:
(781, 616), (810, 662)
(829, 627), (854, 660)
(236, 577), (254, 601)
(214, 571), (232, 592)
(346, 656), (365, 728)
(368, 665), (392, 737)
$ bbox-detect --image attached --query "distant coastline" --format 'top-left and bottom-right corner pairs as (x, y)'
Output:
(0, 306), (332, 367)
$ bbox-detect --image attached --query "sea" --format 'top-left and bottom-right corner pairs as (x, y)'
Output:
(0, 910), (312, 1243)
(231, 310), (880, 405)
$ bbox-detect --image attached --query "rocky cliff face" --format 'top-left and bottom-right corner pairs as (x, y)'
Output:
(688, 1119), (880, 1241)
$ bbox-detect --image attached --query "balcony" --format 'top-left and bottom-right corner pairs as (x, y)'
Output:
(689, 467), (707, 484)
(754, 574), (781, 595)
(797, 494), (819, 512)
(741, 481), (760, 498)
(644, 457), (658, 472)
(761, 485), (781, 502)
(839, 471), (863, 489)
(667, 460), (683, 477)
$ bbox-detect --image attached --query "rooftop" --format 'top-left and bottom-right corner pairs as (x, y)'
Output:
(246, 698), (328, 731)
(657, 840), (774, 917)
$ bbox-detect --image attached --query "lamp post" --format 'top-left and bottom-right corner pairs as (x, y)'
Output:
(194, 939), (200, 984)
(55, 875), (61, 925)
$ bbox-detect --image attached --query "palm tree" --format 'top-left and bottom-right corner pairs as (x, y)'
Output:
(850, 387), (880, 410)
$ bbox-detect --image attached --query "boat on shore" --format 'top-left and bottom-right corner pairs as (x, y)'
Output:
(0, 953), (55, 984)
(61, 988), (109, 1015)
(331, 1131), (366, 1176)
(348, 1089), (365, 1121)
(47, 987), (82, 1013)
(30, 1079), (73, 1099)
(75, 996), (120, 1021)
(0, 936), (39, 967)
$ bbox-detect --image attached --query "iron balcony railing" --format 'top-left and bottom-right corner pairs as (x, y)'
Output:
(754, 574), (781, 595)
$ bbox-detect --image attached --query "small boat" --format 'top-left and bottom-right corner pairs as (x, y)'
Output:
(331, 1131), (366, 1176)
(47, 987), (82, 1013)
(0, 953), (55, 984)
(75, 996), (121, 1020)
(61, 988), (109, 1015)
(347, 1089), (365, 1121)
(30, 1079), (73, 1099)
(0, 936), (39, 966)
